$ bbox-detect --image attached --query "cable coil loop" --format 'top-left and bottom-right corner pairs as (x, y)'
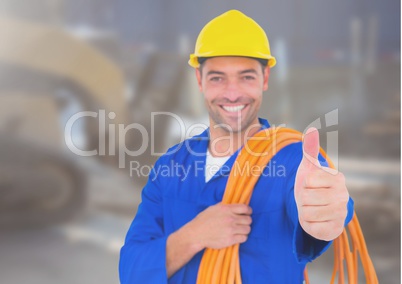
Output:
(196, 127), (378, 284)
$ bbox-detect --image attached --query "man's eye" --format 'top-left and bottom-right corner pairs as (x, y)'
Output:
(210, 77), (222, 82)
(243, 76), (255, 80)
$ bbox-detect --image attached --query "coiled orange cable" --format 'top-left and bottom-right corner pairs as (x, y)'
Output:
(196, 126), (378, 284)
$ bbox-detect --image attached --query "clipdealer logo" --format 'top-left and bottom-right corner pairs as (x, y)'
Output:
(64, 111), (208, 168)
(64, 109), (339, 174)
(302, 109), (339, 171)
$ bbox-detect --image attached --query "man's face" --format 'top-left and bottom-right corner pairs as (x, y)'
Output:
(196, 56), (270, 133)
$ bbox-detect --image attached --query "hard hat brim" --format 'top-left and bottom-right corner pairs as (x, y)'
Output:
(188, 54), (276, 68)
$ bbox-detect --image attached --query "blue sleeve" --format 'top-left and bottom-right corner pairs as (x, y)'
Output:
(119, 158), (168, 283)
(286, 153), (355, 264)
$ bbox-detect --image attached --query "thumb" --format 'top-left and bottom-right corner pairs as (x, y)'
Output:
(301, 127), (321, 169)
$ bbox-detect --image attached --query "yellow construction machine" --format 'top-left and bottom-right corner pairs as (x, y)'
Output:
(0, 16), (126, 227)
(0, 16), (186, 226)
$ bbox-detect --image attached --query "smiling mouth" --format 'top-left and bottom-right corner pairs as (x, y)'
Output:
(221, 105), (246, 112)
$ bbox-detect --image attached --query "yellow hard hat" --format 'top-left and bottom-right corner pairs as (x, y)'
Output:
(189, 10), (276, 68)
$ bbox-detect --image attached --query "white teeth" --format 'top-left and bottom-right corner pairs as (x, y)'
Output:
(222, 105), (246, 112)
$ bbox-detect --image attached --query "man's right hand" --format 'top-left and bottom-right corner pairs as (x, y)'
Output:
(189, 203), (253, 250)
(166, 203), (252, 278)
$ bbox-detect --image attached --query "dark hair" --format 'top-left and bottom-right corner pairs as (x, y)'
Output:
(198, 56), (268, 73)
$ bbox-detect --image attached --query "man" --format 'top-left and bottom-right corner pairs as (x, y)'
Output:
(119, 10), (353, 283)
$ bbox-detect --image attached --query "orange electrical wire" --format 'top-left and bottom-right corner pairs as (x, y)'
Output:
(196, 126), (378, 284)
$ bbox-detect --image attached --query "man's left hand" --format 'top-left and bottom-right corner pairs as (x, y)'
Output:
(294, 127), (349, 241)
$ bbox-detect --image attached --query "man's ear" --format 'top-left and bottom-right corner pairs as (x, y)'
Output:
(262, 66), (270, 91)
(195, 68), (203, 92)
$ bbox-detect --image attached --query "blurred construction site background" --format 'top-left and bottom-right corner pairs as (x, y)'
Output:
(0, 1), (399, 283)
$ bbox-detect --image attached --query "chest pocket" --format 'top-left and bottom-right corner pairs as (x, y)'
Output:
(164, 197), (207, 232)
(247, 177), (286, 241)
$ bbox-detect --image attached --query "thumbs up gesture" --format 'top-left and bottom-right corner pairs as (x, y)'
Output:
(294, 127), (349, 241)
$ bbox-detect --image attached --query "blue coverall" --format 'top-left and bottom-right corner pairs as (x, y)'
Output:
(119, 118), (354, 283)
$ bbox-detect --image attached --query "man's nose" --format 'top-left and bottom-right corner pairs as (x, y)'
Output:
(223, 78), (242, 101)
